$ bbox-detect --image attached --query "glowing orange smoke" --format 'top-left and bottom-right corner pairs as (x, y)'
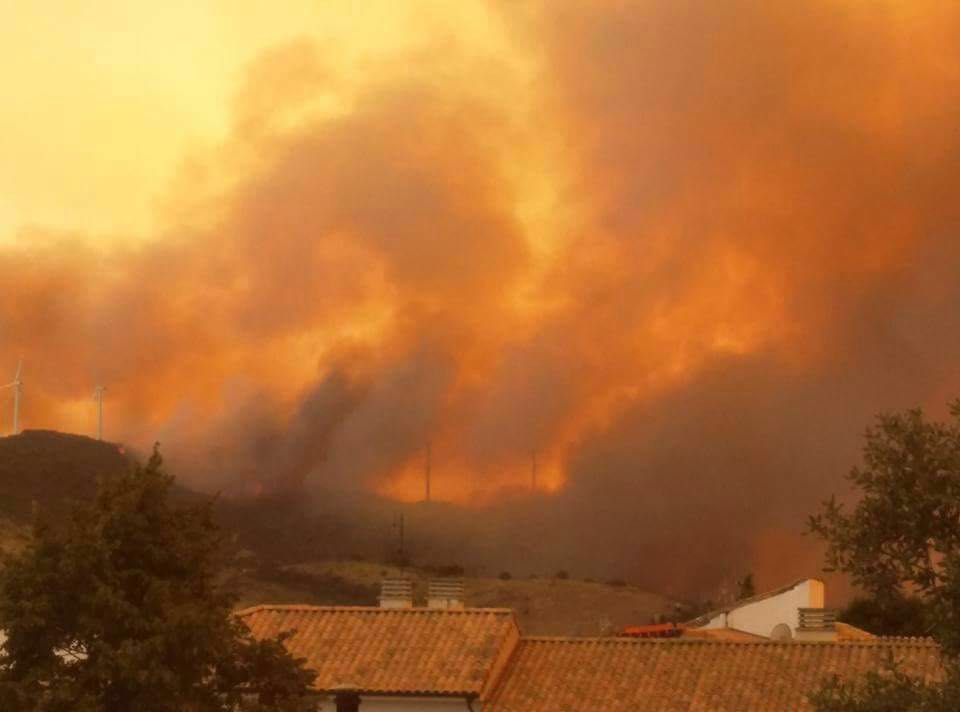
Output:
(3, 0), (960, 532)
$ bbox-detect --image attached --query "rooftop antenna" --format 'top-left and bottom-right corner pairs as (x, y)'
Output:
(93, 385), (106, 440)
(392, 512), (406, 573)
(2, 360), (23, 435)
(424, 440), (432, 503)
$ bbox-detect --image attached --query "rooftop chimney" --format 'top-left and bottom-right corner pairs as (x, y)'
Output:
(427, 578), (465, 609)
(378, 578), (413, 609)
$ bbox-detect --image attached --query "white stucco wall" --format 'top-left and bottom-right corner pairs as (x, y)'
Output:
(701, 579), (824, 639)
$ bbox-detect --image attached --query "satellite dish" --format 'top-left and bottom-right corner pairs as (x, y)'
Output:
(770, 623), (793, 641)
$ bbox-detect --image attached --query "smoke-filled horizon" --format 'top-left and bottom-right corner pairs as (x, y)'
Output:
(4, 0), (960, 594)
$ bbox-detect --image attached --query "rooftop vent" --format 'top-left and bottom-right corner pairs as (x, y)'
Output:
(379, 578), (414, 609)
(798, 607), (838, 631)
(427, 578), (465, 609)
(796, 607), (839, 641)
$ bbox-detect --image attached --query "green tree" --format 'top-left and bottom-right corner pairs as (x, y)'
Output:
(808, 664), (960, 712)
(838, 593), (930, 639)
(0, 446), (316, 712)
(808, 404), (960, 711)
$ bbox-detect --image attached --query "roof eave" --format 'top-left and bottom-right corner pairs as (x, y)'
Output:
(315, 688), (480, 699)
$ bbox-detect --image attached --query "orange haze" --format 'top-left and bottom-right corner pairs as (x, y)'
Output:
(4, 0), (960, 593)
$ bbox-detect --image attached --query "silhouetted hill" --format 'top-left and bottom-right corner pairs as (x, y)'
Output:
(0, 430), (377, 607)
(0, 430), (218, 522)
(0, 430), (132, 519)
(0, 431), (673, 629)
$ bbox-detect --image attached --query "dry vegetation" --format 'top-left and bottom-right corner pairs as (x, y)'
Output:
(0, 518), (28, 556)
(289, 560), (675, 636)
(0, 432), (674, 635)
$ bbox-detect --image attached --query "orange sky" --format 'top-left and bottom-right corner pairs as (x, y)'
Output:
(0, 1), (523, 242)
(0, 0), (570, 499)
(4, 0), (960, 591)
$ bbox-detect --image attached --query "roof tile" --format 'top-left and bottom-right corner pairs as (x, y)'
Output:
(485, 637), (943, 712)
(237, 605), (518, 697)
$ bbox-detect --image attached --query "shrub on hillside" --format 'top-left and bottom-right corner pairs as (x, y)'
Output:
(425, 563), (465, 577)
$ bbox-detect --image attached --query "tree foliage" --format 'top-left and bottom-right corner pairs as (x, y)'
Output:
(839, 593), (930, 639)
(809, 663), (960, 712)
(808, 404), (960, 710)
(736, 573), (756, 601)
(0, 446), (316, 711)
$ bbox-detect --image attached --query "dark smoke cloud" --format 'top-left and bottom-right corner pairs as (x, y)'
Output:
(480, 0), (960, 594)
(4, 2), (960, 597)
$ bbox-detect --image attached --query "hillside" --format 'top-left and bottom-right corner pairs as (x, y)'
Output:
(0, 517), (28, 556)
(0, 431), (675, 634)
(0, 431), (385, 606)
(287, 560), (674, 635)
(0, 430), (178, 554)
(0, 430), (131, 520)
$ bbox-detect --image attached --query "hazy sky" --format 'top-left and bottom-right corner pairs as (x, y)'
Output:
(0, 1), (512, 241)
(4, 0), (960, 590)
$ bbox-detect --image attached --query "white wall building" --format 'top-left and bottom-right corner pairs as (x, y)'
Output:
(238, 576), (932, 711)
(691, 577), (837, 641)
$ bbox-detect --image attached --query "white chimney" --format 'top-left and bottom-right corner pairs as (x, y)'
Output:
(379, 578), (414, 608)
(427, 578), (465, 609)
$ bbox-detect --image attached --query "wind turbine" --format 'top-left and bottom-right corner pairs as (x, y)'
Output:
(2, 360), (23, 435)
(424, 440), (432, 502)
(93, 385), (106, 440)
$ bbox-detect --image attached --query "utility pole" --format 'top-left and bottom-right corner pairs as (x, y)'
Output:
(93, 385), (106, 440)
(393, 512), (406, 572)
(394, 513), (405, 555)
(424, 441), (432, 502)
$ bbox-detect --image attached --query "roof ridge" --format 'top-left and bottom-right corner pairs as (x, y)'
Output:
(517, 636), (940, 647)
(686, 577), (821, 625)
(236, 604), (515, 616)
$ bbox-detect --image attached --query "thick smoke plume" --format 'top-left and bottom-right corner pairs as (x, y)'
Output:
(4, 1), (960, 595)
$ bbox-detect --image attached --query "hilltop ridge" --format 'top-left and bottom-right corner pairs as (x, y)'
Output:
(0, 429), (131, 519)
(0, 431), (675, 634)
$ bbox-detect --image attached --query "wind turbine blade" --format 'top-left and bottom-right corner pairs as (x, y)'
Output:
(14, 360), (22, 381)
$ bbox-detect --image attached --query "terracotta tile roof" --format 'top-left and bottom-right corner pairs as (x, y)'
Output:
(485, 637), (943, 712)
(681, 623), (873, 642)
(237, 605), (519, 697)
(835, 622), (876, 641)
(680, 627), (768, 642)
